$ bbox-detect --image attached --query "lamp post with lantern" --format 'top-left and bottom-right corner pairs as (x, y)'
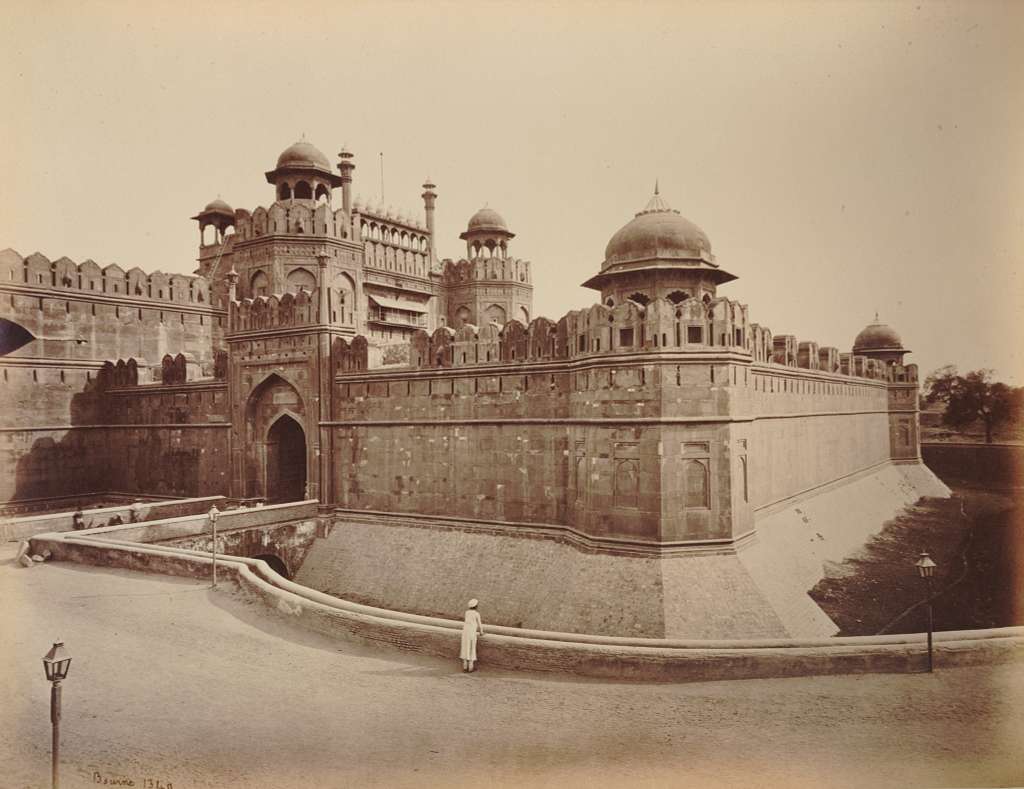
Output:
(209, 504), (220, 588)
(915, 551), (937, 672)
(42, 641), (72, 789)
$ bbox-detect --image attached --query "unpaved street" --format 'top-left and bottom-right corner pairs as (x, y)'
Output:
(2, 546), (1021, 789)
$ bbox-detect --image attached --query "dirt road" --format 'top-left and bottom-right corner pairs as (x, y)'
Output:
(2, 547), (1021, 789)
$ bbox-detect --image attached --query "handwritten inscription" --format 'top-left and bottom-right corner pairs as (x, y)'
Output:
(93, 772), (173, 788)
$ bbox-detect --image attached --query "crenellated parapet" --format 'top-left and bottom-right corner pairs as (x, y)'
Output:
(232, 202), (351, 243)
(333, 335), (369, 373)
(441, 257), (532, 286)
(98, 358), (145, 388)
(379, 291), (913, 384)
(160, 352), (200, 384)
(818, 346), (841, 373)
(95, 350), (219, 389)
(0, 248), (213, 306)
(748, 324), (774, 363)
(772, 335), (798, 366)
(229, 289), (320, 333)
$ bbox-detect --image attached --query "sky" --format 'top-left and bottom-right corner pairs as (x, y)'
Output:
(2, 0), (1021, 383)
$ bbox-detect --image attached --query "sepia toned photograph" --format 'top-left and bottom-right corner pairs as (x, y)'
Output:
(1, 1), (1021, 787)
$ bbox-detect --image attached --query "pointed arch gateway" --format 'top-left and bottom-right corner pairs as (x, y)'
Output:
(266, 414), (306, 503)
(243, 373), (308, 502)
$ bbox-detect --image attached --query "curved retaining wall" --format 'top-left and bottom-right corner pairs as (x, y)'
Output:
(1, 495), (227, 543)
(27, 529), (1024, 682)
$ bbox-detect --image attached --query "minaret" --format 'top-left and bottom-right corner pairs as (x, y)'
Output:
(422, 179), (437, 263)
(337, 147), (355, 216)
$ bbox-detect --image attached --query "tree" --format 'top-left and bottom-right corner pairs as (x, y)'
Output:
(924, 367), (1020, 444)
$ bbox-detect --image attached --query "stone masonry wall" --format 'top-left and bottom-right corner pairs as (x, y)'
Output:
(0, 250), (226, 504)
(296, 517), (789, 639)
(330, 354), (898, 544)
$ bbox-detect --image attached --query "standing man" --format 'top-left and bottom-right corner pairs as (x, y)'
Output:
(460, 599), (484, 673)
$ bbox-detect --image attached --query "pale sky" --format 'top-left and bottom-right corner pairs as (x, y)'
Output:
(2, 0), (1021, 383)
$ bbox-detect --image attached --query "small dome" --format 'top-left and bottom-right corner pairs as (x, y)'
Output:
(467, 207), (509, 233)
(275, 141), (332, 171)
(203, 198), (234, 215)
(853, 317), (903, 352)
(603, 189), (711, 268)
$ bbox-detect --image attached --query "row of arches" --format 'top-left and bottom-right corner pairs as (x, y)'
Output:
(363, 243), (429, 277)
(359, 221), (428, 251)
(277, 180), (331, 203)
(466, 238), (509, 259)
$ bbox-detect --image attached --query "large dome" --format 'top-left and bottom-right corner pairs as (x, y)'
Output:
(275, 141), (332, 171)
(603, 190), (711, 269)
(466, 207), (509, 233)
(853, 318), (903, 352)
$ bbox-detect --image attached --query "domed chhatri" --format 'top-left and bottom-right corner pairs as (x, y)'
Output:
(190, 198), (235, 243)
(851, 314), (910, 366)
(581, 185), (735, 297)
(854, 315), (905, 354)
(201, 198), (234, 217)
(854, 322), (901, 351)
(275, 140), (333, 172)
(466, 207), (509, 233)
(603, 187), (713, 269)
(265, 139), (344, 191)
(459, 205), (515, 259)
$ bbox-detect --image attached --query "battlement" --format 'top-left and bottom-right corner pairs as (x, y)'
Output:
(335, 292), (919, 384)
(0, 248), (213, 307)
(231, 202), (352, 244)
(229, 289), (322, 333)
(96, 349), (227, 389)
(441, 257), (532, 286)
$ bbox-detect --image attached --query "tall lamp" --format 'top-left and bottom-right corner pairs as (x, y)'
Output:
(915, 552), (937, 672)
(209, 505), (220, 588)
(42, 641), (72, 789)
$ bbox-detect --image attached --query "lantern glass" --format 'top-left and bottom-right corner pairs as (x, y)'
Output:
(42, 641), (72, 681)
(915, 552), (937, 579)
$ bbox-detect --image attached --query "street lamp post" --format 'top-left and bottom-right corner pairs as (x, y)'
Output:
(209, 505), (220, 589)
(42, 641), (72, 789)
(915, 551), (937, 672)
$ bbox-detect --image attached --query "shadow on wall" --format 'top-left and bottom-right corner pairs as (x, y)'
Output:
(5, 369), (203, 505)
(5, 376), (106, 503)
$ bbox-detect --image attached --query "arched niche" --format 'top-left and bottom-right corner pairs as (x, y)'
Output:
(286, 267), (317, 294)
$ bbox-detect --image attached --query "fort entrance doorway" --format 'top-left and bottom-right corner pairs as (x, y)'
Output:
(242, 373), (309, 502)
(266, 415), (306, 503)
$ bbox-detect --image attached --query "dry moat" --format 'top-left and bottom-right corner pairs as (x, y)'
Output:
(810, 485), (1022, 636)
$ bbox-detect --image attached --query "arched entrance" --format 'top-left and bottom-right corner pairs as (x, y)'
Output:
(252, 554), (290, 579)
(266, 415), (306, 503)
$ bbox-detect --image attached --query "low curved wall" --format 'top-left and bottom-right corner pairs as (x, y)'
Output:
(28, 530), (1024, 682)
(1, 495), (227, 542)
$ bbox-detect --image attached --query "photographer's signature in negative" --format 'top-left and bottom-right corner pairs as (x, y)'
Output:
(93, 772), (173, 788)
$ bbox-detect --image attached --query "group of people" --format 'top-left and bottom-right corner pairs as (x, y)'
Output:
(71, 502), (143, 530)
